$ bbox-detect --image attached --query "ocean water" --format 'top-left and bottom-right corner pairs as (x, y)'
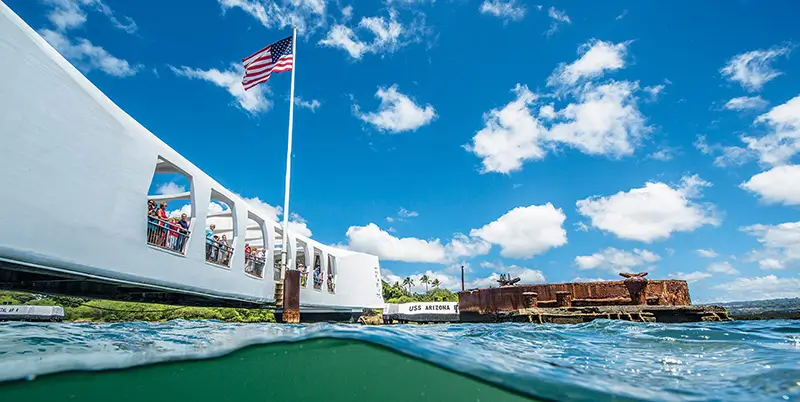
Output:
(0, 320), (799, 401)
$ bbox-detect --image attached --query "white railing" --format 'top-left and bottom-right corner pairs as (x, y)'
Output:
(147, 218), (190, 254)
(205, 241), (233, 268)
(245, 254), (266, 278)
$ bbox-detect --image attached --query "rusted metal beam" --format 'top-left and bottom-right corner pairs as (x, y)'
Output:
(282, 270), (300, 324)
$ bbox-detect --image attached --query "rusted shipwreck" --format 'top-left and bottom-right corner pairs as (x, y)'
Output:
(457, 272), (730, 324)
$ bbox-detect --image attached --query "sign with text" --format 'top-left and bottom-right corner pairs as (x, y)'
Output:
(385, 302), (459, 315)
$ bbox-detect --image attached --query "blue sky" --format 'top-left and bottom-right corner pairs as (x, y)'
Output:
(8, 0), (800, 302)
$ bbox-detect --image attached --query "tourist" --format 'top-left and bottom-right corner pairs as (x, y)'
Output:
(219, 234), (230, 265)
(166, 217), (180, 250)
(154, 202), (169, 246)
(205, 224), (216, 261)
(177, 213), (190, 252)
(256, 247), (265, 277)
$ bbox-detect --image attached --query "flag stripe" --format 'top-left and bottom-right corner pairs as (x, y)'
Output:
(244, 59), (293, 78)
(241, 36), (293, 91)
(242, 44), (271, 65)
(243, 74), (272, 91)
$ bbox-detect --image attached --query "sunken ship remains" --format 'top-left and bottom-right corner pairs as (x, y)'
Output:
(457, 272), (730, 324)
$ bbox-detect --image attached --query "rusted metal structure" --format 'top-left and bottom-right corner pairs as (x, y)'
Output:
(458, 272), (730, 324)
(282, 270), (301, 324)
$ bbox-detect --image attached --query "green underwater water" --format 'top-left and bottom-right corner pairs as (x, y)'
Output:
(0, 338), (535, 402)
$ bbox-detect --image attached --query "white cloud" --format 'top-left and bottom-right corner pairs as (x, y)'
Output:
(295, 96), (321, 112)
(668, 271), (712, 283)
(757, 258), (784, 270)
(444, 233), (491, 260)
(707, 262), (739, 275)
(545, 6), (571, 36)
(156, 182), (186, 195)
(576, 175), (720, 242)
(355, 85), (436, 133)
(720, 44), (794, 92)
(647, 146), (676, 161)
(479, 0), (526, 22)
(741, 221), (800, 270)
(319, 9), (427, 59)
(696, 249), (718, 258)
(713, 275), (800, 301)
(466, 39), (649, 174)
(398, 207), (419, 218)
(465, 81), (648, 173)
(318, 25), (368, 58)
(386, 207), (419, 223)
(701, 95), (800, 168)
(742, 95), (800, 166)
(723, 96), (769, 111)
(44, 0), (137, 33)
(339, 5), (353, 21)
(343, 223), (489, 264)
(547, 80), (649, 156)
(572, 276), (610, 282)
(643, 84), (665, 102)
(547, 39), (629, 88)
(243, 197), (313, 238)
(741, 165), (800, 206)
(470, 203), (567, 258)
(615, 10), (628, 20)
(39, 29), (141, 77)
(574, 247), (659, 274)
(467, 265), (546, 289)
(218, 0), (328, 34)
(464, 85), (547, 173)
(169, 64), (271, 114)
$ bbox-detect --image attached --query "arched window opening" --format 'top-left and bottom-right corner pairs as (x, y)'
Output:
(244, 213), (266, 278)
(272, 225), (284, 281)
(146, 157), (193, 254)
(307, 248), (322, 289)
(312, 252), (324, 291)
(327, 255), (337, 293)
(294, 239), (308, 287)
(205, 193), (235, 268)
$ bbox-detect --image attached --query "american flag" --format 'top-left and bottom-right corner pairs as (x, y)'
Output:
(241, 36), (293, 91)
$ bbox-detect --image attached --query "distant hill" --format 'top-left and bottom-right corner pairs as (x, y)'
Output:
(703, 298), (800, 320)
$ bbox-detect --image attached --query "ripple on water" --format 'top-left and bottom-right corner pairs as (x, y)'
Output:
(1, 319), (800, 401)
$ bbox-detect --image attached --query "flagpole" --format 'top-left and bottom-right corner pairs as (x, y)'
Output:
(280, 25), (297, 282)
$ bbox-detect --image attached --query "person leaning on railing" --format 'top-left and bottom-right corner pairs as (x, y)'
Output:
(205, 224), (216, 260)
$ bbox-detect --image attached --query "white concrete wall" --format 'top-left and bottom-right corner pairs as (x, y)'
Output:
(0, 4), (384, 310)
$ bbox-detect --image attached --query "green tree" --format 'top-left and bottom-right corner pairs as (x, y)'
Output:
(420, 274), (430, 292)
(402, 277), (414, 294)
(431, 278), (440, 289)
(382, 280), (405, 301)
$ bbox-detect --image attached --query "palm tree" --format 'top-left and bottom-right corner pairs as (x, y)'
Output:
(402, 277), (414, 294)
(431, 278), (440, 289)
(420, 274), (430, 292)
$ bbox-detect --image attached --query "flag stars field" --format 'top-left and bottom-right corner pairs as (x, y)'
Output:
(8, 0), (800, 303)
